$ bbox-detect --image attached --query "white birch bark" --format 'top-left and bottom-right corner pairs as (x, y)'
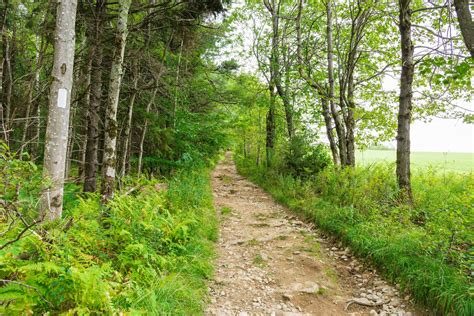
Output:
(41, 0), (78, 220)
(101, 0), (131, 201)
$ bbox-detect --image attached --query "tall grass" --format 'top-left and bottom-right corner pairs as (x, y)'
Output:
(236, 156), (473, 315)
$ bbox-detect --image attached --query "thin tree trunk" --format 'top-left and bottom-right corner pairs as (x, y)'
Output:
(41, 0), (78, 220)
(327, 0), (347, 166)
(396, 0), (414, 203)
(120, 61), (138, 177)
(296, 0), (340, 166)
(83, 0), (106, 192)
(321, 97), (340, 165)
(20, 71), (38, 155)
(266, 86), (276, 167)
(79, 49), (93, 180)
(256, 110), (261, 166)
(2, 20), (12, 143)
(173, 39), (183, 128)
(346, 76), (356, 167)
(138, 88), (157, 176)
(20, 24), (46, 156)
(101, 0), (131, 201)
(453, 0), (474, 58)
(0, 0), (8, 143)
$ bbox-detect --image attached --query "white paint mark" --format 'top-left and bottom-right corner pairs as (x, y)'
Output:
(57, 88), (68, 108)
(106, 166), (115, 178)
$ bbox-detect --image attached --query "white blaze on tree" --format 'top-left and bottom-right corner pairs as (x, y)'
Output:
(101, 0), (132, 201)
(41, 0), (78, 220)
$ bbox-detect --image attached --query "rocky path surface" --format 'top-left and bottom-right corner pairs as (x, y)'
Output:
(206, 154), (423, 316)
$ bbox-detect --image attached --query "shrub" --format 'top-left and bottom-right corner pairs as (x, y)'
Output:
(282, 136), (332, 178)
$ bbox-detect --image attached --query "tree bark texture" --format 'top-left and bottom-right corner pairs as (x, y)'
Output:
(101, 0), (131, 201)
(327, 0), (347, 166)
(41, 0), (78, 220)
(397, 0), (414, 202)
(454, 0), (474, 58)
(84, 0), (106, 192)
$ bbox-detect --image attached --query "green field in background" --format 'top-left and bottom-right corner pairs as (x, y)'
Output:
(356, 150), (474, 173)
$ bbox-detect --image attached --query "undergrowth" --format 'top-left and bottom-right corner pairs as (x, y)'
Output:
(0, 165), (217, 314)
(236, 155), (473, 316)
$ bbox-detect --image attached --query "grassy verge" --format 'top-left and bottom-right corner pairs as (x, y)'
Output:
(235, 157), (473, 316)
(0, 166), (217, 314)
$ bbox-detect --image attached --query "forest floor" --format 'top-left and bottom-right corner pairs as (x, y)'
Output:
(206, 153), (424, 316)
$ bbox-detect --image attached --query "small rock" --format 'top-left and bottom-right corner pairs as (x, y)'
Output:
(282, 293), (292, 301)
(220, 291), (226, 296)
(369, 310), (377, 316)
(390, 297), (401, 307)
(350, 297), (373, 306)
(367, 294), (379, 302)
(300, 283), (320, 294)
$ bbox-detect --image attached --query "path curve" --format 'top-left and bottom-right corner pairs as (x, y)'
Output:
(206, 154), (421, 316)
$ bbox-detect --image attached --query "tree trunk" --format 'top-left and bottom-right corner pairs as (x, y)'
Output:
(41, 0), (78, 220)
(396, 0), (414, 203)
(101, 0), (131, 201)
(173, 39), (183, 129)
(83, 0), (106, 192)
(0, 0), (8, 143)
(326, 0), (347, 166)
(78, 49), (93, 180)
(20, 24), (45, 156)
(346, 76), (356, 167)
(2, 19), (12, 144)
(256, 111), (261, 166)
(137, 88), (157, 176)
(120, 61), (138, 177)
(321, 97), (340, 165)
(266, 86), (276, 167)
(454, 0), (474, 58)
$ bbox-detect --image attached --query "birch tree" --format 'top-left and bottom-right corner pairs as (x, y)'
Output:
(101, 0), (131, 201)
(41, 0), (78, 220)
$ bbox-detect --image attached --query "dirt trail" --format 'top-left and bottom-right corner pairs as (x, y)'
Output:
(206, 154), (422, 316)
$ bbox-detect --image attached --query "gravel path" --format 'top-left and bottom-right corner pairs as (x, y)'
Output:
(206, 154), (423, 316)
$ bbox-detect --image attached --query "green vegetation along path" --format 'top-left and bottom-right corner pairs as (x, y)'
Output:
(206, 154), (422, 316)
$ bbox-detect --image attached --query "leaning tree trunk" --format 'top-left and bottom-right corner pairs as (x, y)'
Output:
(396, 0), (414, 203)
(137, 88), (157, 176)
(84, 0), (106, 192)
(41, 0), (78, 220)
(453, 0), (474, 58)
(101, 0), (131, 201)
